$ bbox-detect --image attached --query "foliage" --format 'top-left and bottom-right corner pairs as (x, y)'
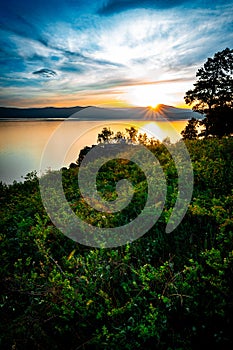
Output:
(184, 48), (233, 137)
(97, 127), (114, 143)
(1, 138), (233, 349)
(96, 126), (151, 146)
(76, 145), (95, 167)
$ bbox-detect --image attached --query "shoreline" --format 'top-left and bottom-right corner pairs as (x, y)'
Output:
(0, 117), (191, 122)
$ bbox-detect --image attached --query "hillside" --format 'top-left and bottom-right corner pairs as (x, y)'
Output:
(0, 104), (203, 121)
(63, 104), (203, 121)
(0, 106), (86, 119)
(1, 137), (233, 349)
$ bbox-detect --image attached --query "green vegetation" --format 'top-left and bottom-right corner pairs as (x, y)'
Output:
(1, 133), (233, 349)
(183, 47), (233, 138)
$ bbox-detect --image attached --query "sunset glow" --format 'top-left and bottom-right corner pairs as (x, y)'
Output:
(138, 120), (187, 142)
(126, 85), (168, 108)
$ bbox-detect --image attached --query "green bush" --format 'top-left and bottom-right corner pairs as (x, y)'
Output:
(1, 138), (233, 349)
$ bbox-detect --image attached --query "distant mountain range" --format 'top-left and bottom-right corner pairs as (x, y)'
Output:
(0, 106), (86, 119)
(0, 104), (203, 121)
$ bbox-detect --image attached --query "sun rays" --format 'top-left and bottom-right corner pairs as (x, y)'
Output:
(142, 105), (169, 121)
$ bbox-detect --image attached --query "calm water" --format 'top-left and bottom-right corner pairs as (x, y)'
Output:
(0, 119), (187, 184)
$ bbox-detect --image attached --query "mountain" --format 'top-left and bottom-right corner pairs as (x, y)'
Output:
(69, 104), (203, 121)
(0, 104), (203, 120)
(0, 106), (87, 119)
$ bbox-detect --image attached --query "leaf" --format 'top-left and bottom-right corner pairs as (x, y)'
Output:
(67, 249), (76, 261)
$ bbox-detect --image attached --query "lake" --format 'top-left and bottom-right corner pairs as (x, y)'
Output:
(0, 119), (188, 184)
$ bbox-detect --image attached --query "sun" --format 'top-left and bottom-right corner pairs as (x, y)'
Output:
(125, 84), (168, 107)
(149, 104), (160, 110)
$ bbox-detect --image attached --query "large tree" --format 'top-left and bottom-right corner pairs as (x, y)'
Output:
(184, 48), (233, 137)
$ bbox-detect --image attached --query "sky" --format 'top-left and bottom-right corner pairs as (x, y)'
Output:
(0, 0), (232, 108)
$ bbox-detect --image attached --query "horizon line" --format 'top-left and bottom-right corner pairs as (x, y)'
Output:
(0, 103), (192, 110)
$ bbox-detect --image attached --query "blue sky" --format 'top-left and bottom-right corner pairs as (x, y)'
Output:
(0, 0), (232, 107)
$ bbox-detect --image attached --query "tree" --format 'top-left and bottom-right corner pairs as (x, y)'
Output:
(76, 145), (94, 166)
(138, 132), (148, 145)
(114, 131), (126, 143)
(181, 118), (199, 140)
(184, 48), (233, 137)
(125, 126), (138, 142)
(97, 127), (114, 143)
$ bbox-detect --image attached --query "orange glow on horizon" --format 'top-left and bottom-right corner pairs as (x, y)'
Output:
(4, 96), (132, 109)
(2, 87), (192, 110)
(174, 103), (191, 109)
(3, 97), (192, 110)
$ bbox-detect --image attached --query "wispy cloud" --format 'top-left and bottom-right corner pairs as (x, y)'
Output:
(97, 0), (232, 15)
(0, 0), (232, 107)
(98, 0), (188, 15)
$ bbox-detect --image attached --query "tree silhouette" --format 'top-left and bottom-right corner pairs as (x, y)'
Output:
(184, 48), (233, 137)
(125, 126), (138, 142)
(76, 145), (93, 166)
(97, 127), (114, 143)
(181, 118), (198, 140)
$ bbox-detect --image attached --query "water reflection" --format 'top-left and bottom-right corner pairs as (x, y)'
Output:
(0, 120), (187, 183)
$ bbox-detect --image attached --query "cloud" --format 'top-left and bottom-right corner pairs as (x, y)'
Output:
(98, 0), (232, 15)
(33, 68), (57, 78)
(0, 14), (123, 73)
(0, 12), (49, 48)
(98, 0), (188, 15)
(0, 0), (232, 107)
